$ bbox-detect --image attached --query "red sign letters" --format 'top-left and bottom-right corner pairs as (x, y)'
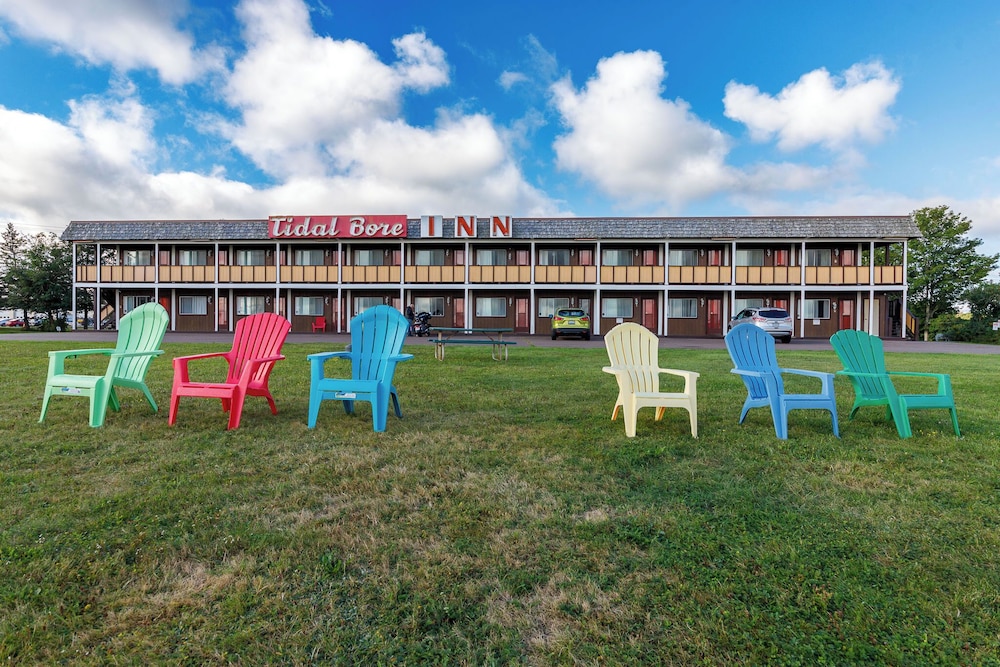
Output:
(268, 215), (407, 239)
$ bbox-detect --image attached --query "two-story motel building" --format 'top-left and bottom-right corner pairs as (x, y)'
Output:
(61, 214), (920, 339)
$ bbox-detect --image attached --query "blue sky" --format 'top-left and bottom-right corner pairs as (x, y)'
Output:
(1, 0), (999, 258)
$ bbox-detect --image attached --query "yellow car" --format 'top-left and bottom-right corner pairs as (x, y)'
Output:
(551, 308), (591, 340)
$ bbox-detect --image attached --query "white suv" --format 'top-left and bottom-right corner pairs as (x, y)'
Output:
(729, 307), (793, 343)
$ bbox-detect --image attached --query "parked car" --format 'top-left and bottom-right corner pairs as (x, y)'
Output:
(5, 318), (25, 327)
(551, 308), (591, 340)
(729, 307), (793, 343)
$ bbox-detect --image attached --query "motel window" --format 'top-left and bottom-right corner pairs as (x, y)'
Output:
(236, 249), (266, 266)
(841, 248), (856, 266)
(538, 249), (570, 266)
(806, 249), (833, 266)
(642, 249), (658, 266)
(773, 249), (790, 267)
(179, 249), (209, 266)
(668, 298), (698, 319)
(414, 249), (446, 266)
(294, 249), (324, 266)
(707, 249), (723, 266)
(122, 295), (152, 313)
(414, 297), (445, 317)
(475, 297), (507, 317)
(123, 250), (152, 266)
(236, 296), (266, 315)
(668, 249), (699, 266)
(735, 249), (765, 266)
(294, 296), (324, 316)
(515, 249), (530, 266)
(537, 297), (571, 318)
(476, 248), (506, 266)
(734, 298), (764, 312)
(354, 296), (383, 313)
(354, 249), (384, 266)
(602, 249), (632, 266)
(601, 297), (634, 319)
(802, 299), (831, 319)
(179, 295), (208, 316)
(579, 249), (594, 266)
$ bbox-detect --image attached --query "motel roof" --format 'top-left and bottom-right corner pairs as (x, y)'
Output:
(61, 216), (920, 243)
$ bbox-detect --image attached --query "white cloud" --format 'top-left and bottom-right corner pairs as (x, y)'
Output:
(499, 71), (528, 91)
(551, 50), (735, 207)
(723, 61), (900, 152)
(0, 0), (223, 85)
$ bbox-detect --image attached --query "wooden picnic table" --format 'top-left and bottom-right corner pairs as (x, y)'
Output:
(429, 327), (515, 361)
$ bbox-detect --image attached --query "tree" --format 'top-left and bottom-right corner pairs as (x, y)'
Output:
(908, 206), (999, 340)
(7, 234), (73, 328)
(0, 222), (27, 316)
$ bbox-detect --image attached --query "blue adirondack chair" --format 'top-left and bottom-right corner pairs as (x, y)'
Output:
(307, 305), (413, 432)
(725, 323), (839, 439)
(830, 329), (959, 438)
(39, 302), (169, 427)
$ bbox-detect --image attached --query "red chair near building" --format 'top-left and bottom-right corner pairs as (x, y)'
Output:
(168, 313), (291, 430)
(311, 316), (326, 332)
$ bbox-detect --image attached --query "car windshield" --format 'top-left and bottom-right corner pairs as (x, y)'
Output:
(758, 309), (789, 318)
(559, 309), (585, 317)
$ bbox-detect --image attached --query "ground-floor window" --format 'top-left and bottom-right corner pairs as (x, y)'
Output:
(294, 296), (324, 316)
(601, 297), (633, 318)
(476, 297), (507, 317)
(537, 297), (570, 317)
(414, 296), (445, 316)
(354, 296), (383, 313)
(123, 295), (152, 313)
(236, 295), (266, 315)
(802, 298), (831, 319)
(179, 295), (208, 315)
(734, 298), (764, 312)
(668, 298), (698, 318)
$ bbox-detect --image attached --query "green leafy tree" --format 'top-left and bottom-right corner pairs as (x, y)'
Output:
(0, 222), (27, 315)
(5, 233), (73, 329)
(908, 206), (998, 340)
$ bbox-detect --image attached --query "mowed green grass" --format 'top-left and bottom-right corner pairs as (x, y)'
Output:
(2, 339), (1000, 665)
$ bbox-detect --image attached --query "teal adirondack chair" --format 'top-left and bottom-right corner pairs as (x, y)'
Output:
(307, 305), (413, 432)
(830, 329), (959, 438)
(39, 302), (169, 427)
(725, 323), (839, 439)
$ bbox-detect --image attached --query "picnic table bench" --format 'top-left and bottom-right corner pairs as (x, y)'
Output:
(428, 327), (515, 361)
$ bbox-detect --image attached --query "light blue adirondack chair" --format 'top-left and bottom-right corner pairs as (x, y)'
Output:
(307, 305), (413, 432)
(725, 323), (839, 439)
(39, 302), (169, 427)
(830, 329), (959, 438)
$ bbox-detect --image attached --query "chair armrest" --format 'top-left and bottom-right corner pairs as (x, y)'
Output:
(307, 351), (352, 363)
(172, 351), (229, 383)
(389, 353), (414, 363)
(658, 368), (699, 380)
(730, 368), (767, 378)
(236, 354), (286, 385)
(110, 350), (164, 359)
(781, 368), (834, 381)
(888, 371), (951, 394)
(47, 348), (112, 375)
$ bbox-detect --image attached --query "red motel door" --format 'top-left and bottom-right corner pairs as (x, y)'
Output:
(642, 298), (657, 331)
(707, 298), (722, 336)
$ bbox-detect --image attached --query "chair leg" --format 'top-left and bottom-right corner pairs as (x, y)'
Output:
(950, 408), (961, 436)
(38, 386), (53, 423)
(140, 385), (158, 412)
(90, 381), (110, 428)
(373, 388), (388, 432)
(307, 389), (322, 429)
(168, 392), (180, 425)
(688, 404), (698, 438)
(390, 388), (402, 418)
(829, 406), (840, 437)
(264, 392), (278, 415)
(226, 391), (245, 430)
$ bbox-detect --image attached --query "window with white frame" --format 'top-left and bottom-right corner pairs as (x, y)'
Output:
(354, 249), (383, 266)
(414, 248), (446, 266)
(802, 299), (831, 319)
(735, 249), (765, 266)
(414, 296), (445, 316)
(668, 249), (699, 266)
(178, 249), (208, 266)
(122, 295), (152, 313)
(805, 249), (833, 266)
(354, 296), (383, 313)
(294, 296), (324, 316)
(668, 298), (698, 319)
(475, 297), (507, 317)
(538, 249), (570, 266)
(236, 249), (266, 266)
(123, 250), (152, 266)
(734, 298), (764, 312)
(236, 295), (266, 315)
(294, 249), (324, 266)
(537, 297), (571, 318)
(476, 248), (506, 265)
(602, 249), (633, 266)
(601, 297), (633, 318)
(179, 295), (208, 315)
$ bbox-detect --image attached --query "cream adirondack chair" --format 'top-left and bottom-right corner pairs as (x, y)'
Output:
(602, 322), (698, 437)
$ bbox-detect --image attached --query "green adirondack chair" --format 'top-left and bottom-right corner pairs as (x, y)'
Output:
(830, 329), (960, 438)
(39, 302), (169, 427)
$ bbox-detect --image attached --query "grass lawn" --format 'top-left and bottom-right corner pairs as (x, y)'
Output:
(2, 339), (1000, 665)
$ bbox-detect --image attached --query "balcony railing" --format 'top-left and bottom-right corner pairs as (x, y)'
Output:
(99, 265), (156, 282)
(735, 266), (802, 285)
(873, 266), (905, 285)
(667, 266), (732, 284)
(160, 265), (216, 282)
(468, 265), (531, 283)
(534, 266), (597, 284)
(279, 265), (339, 283)
(217, 265), (277, 283)
(340, 265), (402, 283)
(804, 266), (871, 285)
(403, 265), (465, 283)
(600, 266), (666, 284)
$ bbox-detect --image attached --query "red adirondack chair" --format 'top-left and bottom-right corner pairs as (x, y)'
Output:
(168, 313), (291, 430)
(311, 316), (326, 332)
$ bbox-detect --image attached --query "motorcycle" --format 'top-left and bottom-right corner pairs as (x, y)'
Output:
(411, 311), (432, 336)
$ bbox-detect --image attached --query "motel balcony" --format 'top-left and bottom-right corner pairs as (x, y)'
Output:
(666, 265), (731, 284)
(534, 265), (598, 284)
(403, 265), (466, 283)
(468, 265), (531, 283)
(97, 265), (156, 283)
(600, 265), (667, 284)
(159, 264), (217, 282)
(279, 264), (340, 283)
(340, 265), (403, 283)
(217, 265), (278, 283)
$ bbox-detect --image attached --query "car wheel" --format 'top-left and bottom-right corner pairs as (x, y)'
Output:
(781, 336), (792, 344)
(583, 332), (591, 341)
(551, 331), (557, 340)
